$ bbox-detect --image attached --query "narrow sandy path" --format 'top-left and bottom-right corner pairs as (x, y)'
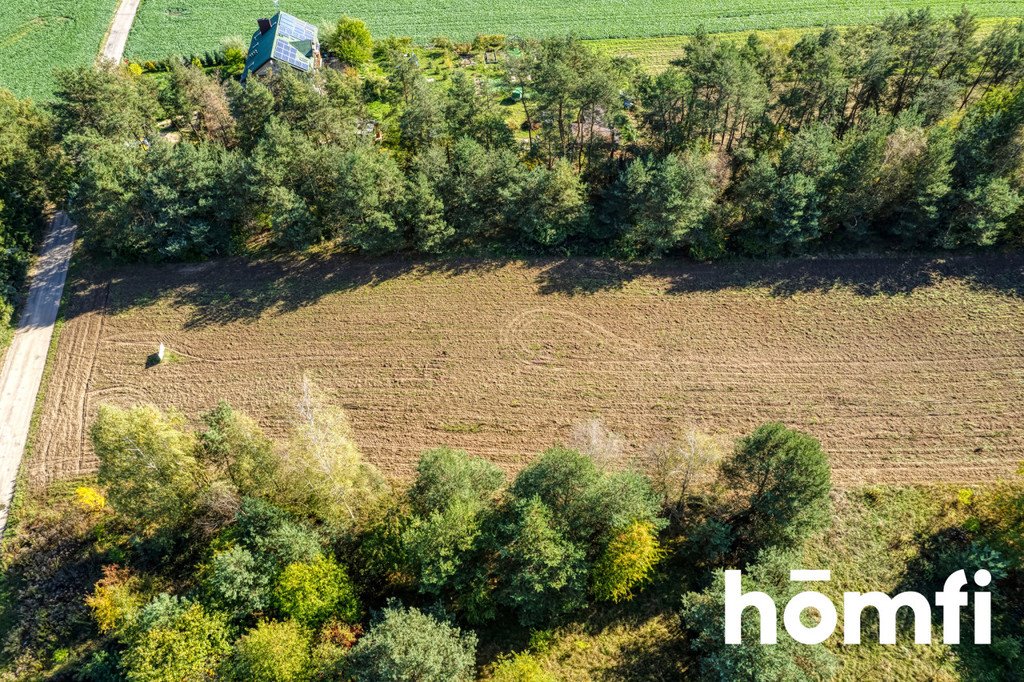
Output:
(100, 0), (142, 63)
(0, 0), (140, 536)
(0, 213), (77, 532)
(1, 0), (140, 532)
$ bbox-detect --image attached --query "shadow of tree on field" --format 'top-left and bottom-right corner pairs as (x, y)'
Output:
(475, 605), (690, 681)
(97, 254), (508, 329)
(559, 576), (691, 682)
(75, 249), (1024, 330)
(470, 559), (692, 680)
(599, 615), (690, 681)
(533, 252), (1024, 298)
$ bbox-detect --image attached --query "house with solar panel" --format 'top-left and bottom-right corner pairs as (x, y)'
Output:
(241, 12), (322, 83)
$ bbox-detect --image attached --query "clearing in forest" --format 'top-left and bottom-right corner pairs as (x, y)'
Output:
(31, 253), (1024, 486)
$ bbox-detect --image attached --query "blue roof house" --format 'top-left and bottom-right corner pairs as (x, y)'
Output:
(241, 12), (322, 82)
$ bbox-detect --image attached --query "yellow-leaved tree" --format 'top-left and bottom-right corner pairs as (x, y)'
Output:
(92, 404), (203, 533)
(591, 520), (666, 602)
(277, 376), (387, 534)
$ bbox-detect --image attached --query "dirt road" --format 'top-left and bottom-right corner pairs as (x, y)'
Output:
(99, 0), (142, 63)
(0, 0), (135, 534)
(0, 213), (77, 532)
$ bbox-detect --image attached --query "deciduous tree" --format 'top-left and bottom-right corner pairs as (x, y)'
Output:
(325, 17), (373, 67)
(722, 423), (832, 554)
(347, 604), (477, 682)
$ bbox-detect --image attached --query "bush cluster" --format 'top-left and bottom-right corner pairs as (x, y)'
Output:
(83, 382), (839, 680)
(77, 360), (847, 679)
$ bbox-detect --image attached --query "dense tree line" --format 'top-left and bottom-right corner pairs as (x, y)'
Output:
(1, 10), (1020, 266)
(0, 91), (53, 334)
(75, 379), (836, 680)
(7, 398), (1020, 681)
(16, 386), (1024, 680)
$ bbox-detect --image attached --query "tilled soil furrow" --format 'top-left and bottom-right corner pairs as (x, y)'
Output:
(35, 254), (1024, 485)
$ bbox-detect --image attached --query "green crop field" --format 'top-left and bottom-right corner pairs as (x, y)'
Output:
(591, 28), (818, 71)
(0, 0), (117, 100)
(126, 0), (1024, 61)
(591, 17), (1012, 71)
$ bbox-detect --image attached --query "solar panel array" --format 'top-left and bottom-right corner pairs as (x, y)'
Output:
(272, 39), (311, 71)
(278, 13), (317, 41)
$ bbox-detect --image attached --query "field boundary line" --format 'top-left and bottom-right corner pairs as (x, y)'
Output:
(78, 282), (110, 474)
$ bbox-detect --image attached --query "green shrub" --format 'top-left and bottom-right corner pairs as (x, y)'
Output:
(77, 649), (123, 681)
(0, 235), (28, 344)
(0, 92), (51, 296)
(353, 502), (414, 591)
(471, 34), (506, 52)
(402, 448), (504, 599)
(324, 17), (373, 66)
(509, 447), (663, 549)
(490, 651), (556, 682)
(274, 556), (359, 628)
(121, 595), (232, 682)
(347, 604), (477, 682)
(198, 402), (278, 497)
(509, 448), (601, 538)
(403, 499), (484, 596)
(408, 447), (504, 515)
(0, 297), (13, 343)
(722, 423), (832, 554)
(220, 38), (247, 78)
(222, 620), (310, 682)
(431, 36), (455, 53)
(495, 497), (587, 627)
(201, 545), (272, 621)
(233, 497), (323, 570)
(92, 405), (202, 533)
(591, 471), (667, 543)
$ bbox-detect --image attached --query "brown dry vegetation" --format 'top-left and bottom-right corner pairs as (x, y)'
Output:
(29, 253), (1024, 487)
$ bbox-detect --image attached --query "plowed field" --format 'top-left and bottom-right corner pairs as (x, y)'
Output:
(31, 253), (1024, 486)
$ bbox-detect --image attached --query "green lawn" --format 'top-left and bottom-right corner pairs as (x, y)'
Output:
(125, 0), (1024, 61)
(0, 0), (117, 101)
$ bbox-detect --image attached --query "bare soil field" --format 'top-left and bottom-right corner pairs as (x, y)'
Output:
(29, 253), (1024, 486)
